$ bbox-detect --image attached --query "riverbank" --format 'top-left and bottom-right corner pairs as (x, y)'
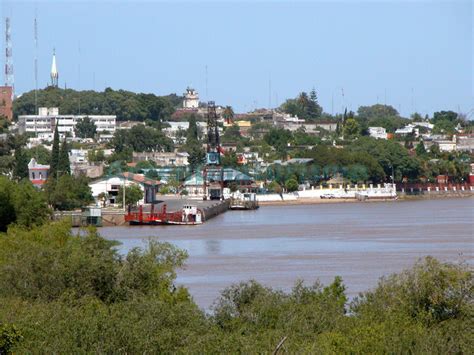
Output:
(258, 192), (473, 206)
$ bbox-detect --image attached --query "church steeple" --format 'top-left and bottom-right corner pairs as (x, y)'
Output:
(50, 49), (58, 87)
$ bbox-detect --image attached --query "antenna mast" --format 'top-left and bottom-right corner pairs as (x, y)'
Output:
(5, 17), (14, 98)
(34, 15), (38, 112)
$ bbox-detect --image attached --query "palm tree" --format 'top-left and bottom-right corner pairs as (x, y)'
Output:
(223, 106), (234, 124)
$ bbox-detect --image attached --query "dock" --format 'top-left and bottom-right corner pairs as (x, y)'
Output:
(153, 198), (229, 221)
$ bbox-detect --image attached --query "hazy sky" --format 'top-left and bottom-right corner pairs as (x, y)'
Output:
(1, 0), (473, 117)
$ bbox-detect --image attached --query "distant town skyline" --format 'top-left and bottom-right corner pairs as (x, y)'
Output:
(1, 0), (472, 117)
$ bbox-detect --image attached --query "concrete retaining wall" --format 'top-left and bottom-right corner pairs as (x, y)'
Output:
(199, 200), (230, 221)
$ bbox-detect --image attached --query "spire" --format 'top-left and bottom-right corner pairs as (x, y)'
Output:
(51, 48), (58, 87)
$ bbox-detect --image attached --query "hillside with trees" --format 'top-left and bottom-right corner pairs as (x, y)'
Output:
(13, 87), (182, 121)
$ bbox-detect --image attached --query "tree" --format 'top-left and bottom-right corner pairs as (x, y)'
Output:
(415, 141), (427, 156)
(87, 149), (105, 163)
(0, 177), (16, 232)
(58, 139), (70, 176)
(432, 110), (458, 123)
(25, 146), (51, 165)
(13, 147), (29, 180)
(280, 90), (323, 121)
(110, 125), (174, 153)
(343, 118), (360, 140)
(13, 87), (181, 122)
(285, 178), (299, 192)
(0, 177), (50, 232)
(0, 323), (22, 354)
(221, 124), (242, 143)
(222, 106), (234, 123)
(307, 88), (323, 119)
(49, 125), (60, 178)
(74, 116), (97, 138)
(186, 115), (200, 146)
(47, 175), (93, 210)
(116, 184), (143, 207)
(221, 151), (239, 169)
(12, 180), (50, 228)
(187, 144), (206, 173)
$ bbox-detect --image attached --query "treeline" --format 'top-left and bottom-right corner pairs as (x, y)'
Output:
(13, 87), (182, 121)
(0, 218), (472, 353)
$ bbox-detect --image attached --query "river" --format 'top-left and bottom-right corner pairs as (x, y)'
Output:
(99, 198), (474, 309)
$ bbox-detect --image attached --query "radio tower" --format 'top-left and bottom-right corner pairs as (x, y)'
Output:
(4, 17), (14, 98)
(34, 16), (38, 112)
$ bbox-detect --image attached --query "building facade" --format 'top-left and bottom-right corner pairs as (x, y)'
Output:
(18, 107), (116, 138)
(183, 87), (199, 109)
(132, 151), (189, 167)
(28, 158), (49, 187)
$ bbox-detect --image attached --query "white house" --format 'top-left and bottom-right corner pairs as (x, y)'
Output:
(89, 173), (160, 206)
(368, 127), (388, 139)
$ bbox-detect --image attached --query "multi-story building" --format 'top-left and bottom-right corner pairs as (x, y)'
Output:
(18, 107), (116, 138)
(0, 86), (13, 121)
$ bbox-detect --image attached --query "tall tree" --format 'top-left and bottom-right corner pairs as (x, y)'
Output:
(49, 124), (60, 178)
(58, 139), (70, 176)
(13, 147), (29, 180)
(186, 115), (199, 144)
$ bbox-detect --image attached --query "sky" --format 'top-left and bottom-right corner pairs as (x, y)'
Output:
(1, 0), (473, 117)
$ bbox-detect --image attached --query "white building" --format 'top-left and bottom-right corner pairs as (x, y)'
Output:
(18, 107), (116, 138)
(183, 87), (199, 109)
(89, 173), (160, 206)
(368, 127), (388, 139)
(395, 124), (419, 137)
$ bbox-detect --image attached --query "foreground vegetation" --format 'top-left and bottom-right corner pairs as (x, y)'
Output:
(0, 221), (472, 353)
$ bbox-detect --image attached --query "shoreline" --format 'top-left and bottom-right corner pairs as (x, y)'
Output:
(258, 193), (474, 206)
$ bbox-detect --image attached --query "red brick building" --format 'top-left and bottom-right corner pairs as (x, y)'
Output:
(0, 86), (13, 121)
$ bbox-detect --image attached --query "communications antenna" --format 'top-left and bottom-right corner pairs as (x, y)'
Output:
(5, 17), (14, 98)
(34, 15), (38, 112)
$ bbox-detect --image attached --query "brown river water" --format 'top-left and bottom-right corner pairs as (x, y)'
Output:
(100, 198), (474, 309)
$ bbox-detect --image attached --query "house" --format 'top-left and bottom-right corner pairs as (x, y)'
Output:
(395, 124), (419, 137)
(456, 134), (474, 153)
(368, 127), (387, 140)
(28, 158), (49, 187)
(89, 173), (160, 205)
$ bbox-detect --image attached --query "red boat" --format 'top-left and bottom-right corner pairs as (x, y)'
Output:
(125, 204), (203, 225)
